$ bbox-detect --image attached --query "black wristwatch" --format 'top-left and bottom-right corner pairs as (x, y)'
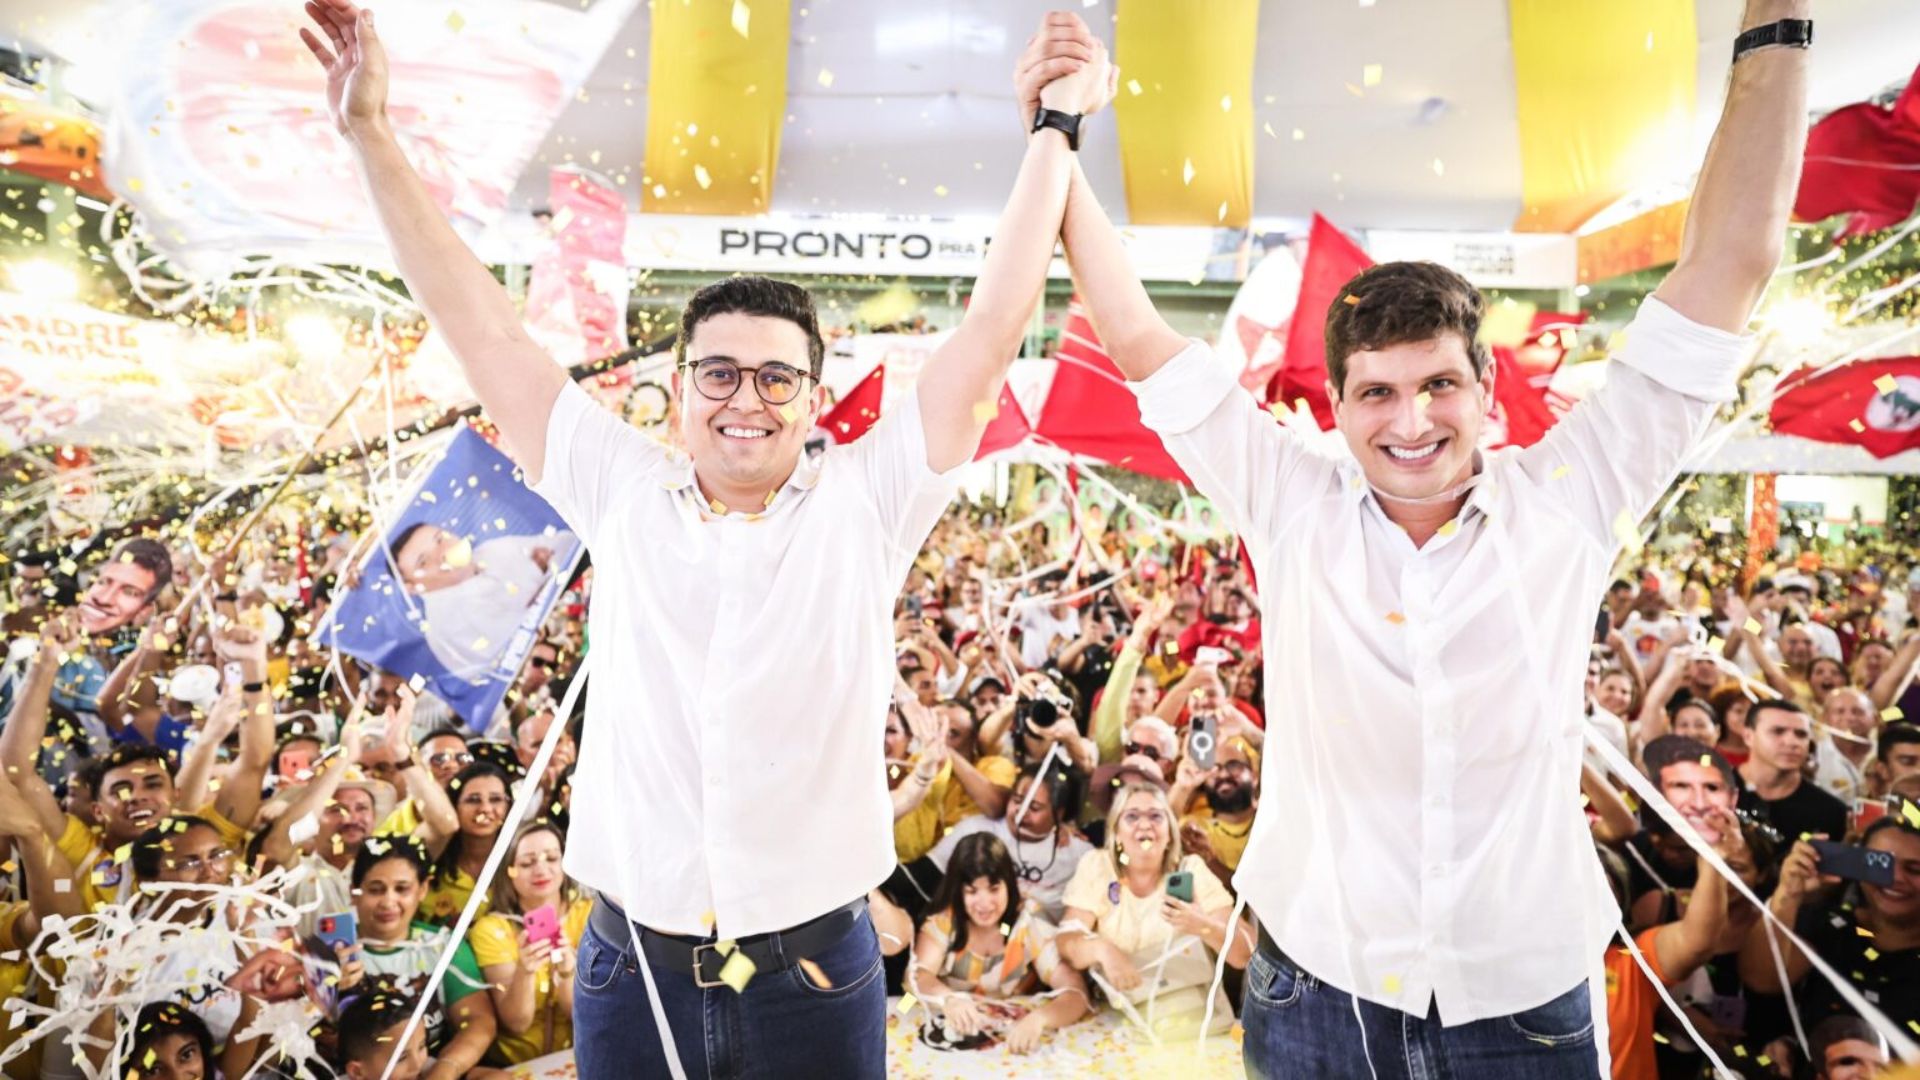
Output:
(1031, 107), (1083, 151)
(1732, 19), (1812, 61)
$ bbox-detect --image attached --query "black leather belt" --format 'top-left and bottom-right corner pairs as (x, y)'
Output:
(589, 895), (867, 989)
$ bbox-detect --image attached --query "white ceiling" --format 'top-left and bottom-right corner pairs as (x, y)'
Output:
(7, 0), (1920, 232)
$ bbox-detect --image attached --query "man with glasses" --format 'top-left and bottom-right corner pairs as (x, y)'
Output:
(1174, 735), (1260, 879)
(301, 0), (1114, 1072)
(927, 762), (1092, 922)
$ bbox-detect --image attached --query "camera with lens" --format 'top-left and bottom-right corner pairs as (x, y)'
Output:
(1014, 685), (1071, 741)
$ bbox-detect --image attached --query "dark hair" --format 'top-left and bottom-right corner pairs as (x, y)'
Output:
(418, 724), (471, 750)
(123, 1001), (214, 1078)
(1608, 579), (1635, 595)
(434, 762), (513, 887)
(1808, 1015), (1885, 1071)
(1671, 697), (1721, 737)
(131, 815), (218, 880)
(74, 756), (111, 804)
(1013, 760), (1084, 825)
(337, 986), (419, 1064)
(1747, 698), (1809, 733)
(926, 832), (1022, 956)
(1863, 814), (1920, 846)
(352, 834), (433, 889)
(108, 537), (174, 603)
(675, 275), (825, 378)
(1809, 656), (1849, 684)
(1879, 723), (1920, 765)
(1642, 735), (1737, 792)
(487, 818), (576, 917)
(390, 521), (432, 562)
(90, 744), (175, 800)
(1323, 261), (1489, 400)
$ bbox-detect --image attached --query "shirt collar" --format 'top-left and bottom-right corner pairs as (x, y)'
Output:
(1343, 450), (1501, 530)
(661, 448), (825, 515)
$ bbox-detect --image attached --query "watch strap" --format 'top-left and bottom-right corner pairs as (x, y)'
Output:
(1732, 19), (1812, 61)
(1031, 107), (1082, 152)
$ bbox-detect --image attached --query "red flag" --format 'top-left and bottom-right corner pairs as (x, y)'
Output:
(1770, 356), (1920, 458)
(973, 382), (1031, 459)
(1794, 62), (1920, 237)
(1033, 301), (1189, 483)
(1270, 214), (1373, 426)
(1490, 312), (1585, 447)
(822, 362), (885, 443)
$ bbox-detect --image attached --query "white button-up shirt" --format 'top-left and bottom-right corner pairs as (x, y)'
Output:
(534, 381), (960, 938)
(1130, 296), (1748, 1023)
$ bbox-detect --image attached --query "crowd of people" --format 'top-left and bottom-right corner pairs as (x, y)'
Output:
(0, 488), (1913, 1079)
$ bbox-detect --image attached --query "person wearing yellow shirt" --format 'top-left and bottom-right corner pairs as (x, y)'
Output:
(887, 704), (953, 864)
(422, 761), (512, 924)
(0, 769), (84, 1078)
(468, 820), (593, 1065)
(1170, 735), (1259, 883)
(0, 617), (275, 913)
(935, 700), (1016, 823)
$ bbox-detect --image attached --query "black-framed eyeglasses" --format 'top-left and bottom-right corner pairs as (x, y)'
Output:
(683, 358), (815, 405)
(1124, 742), (1162, 762)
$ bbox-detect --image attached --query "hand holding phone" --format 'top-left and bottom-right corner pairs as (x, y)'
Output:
(1166, 870), (1194, 903)
(523, 904), (563, 949)
(1187, 714), (1219, 771)
(1809, 839), (1895, 888)
(314, 911), (359, 954)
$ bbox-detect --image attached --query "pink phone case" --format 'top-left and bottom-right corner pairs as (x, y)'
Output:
(524, 905), (562, 947)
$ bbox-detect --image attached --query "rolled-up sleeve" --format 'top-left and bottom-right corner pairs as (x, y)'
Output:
(1609, 296), (1752, 402)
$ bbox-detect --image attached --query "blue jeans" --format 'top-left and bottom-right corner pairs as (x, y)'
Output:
(573, 906), (888, 1080)
(1241, 948), (1600, 1080)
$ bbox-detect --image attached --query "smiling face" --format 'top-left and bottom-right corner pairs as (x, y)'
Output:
(454, 775), (509, 839)
(509, 828), (565, 908)
(1114, 789), (1173, 874)
(1595, 672), (1635, 717)
(81, 559), (159, 635)
(675, 312), (823, 504)
(97, 761), (176, 843)
(961, 875), (1010, 931)
(1673, 703), (1720, 746)
(1655, 760), (1736, 843)
(1330, 334), (1491, 503)
(1821, 688), (1875, 742)
(321, 786), (377, 852)
(394, 524), (478, 595)
(354, 856), (423, 941)
(1861, 829), (1919, 925)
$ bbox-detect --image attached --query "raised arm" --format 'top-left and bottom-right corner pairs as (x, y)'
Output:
(1018, 21), (1186, 380)
(1869, 629), (1920, 712)
(300, 0), (566, 479)
(1650, 0), (1810, 332)
(915, 16), (1107, 472)
(0, 623), (78, 839)
(258, 739), (352, 870)
(211, 622), (277, 830)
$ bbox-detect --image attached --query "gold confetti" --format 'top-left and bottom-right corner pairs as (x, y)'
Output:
(718, 950), (756, 992)
(898, 994), (919, 1013)
(694, 165), (713, 189)
(1883, 707), (1904, 721)
(1850, 419), (1866, 433)
(1362, 63), (1383, 87)
(798, 957), (832, 989)
(1744, 618), (1764, 635)
(730, 0), (750, 37)
(817, 69), (835, 88)
(1181, 158), (1195, 186)
(1414, 391), (1431, 410)
(1382, 974), (1401, 993)
(1550, 464), (1571, 480)
(1385, 612), (1405, 625)
(709, 498), (728, 515)
(445, 10), (466, 32)
(1612, 510), (1644, 554)
(779, 403), (800, 424)
(1126, 79), (1143, 96)
(973, 400), (999, 424)
(1875, 373), (1899, 394)
(1436, 520), (1458, 537)
(1342, 294), (1361, 306)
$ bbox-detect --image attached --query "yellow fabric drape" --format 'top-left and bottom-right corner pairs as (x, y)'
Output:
(1509, 0), (1697, 233)
(643, 0), (790, 214)
(1113, 0), (1258, 227)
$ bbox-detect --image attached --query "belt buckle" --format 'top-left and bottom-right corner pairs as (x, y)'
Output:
(692, 942), (725, 989)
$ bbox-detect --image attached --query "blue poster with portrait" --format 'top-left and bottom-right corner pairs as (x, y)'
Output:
(316, 426), (583, 728)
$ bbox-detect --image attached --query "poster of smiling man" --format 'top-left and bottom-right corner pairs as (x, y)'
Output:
(316, 425), (581, 727)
